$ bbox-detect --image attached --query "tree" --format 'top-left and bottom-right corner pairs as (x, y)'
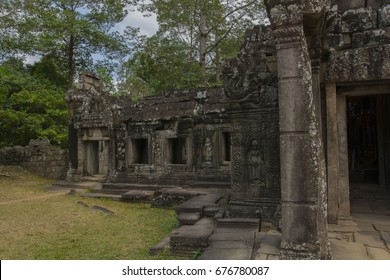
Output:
(0, 0), (134, 88)
(135, 0), (267, 83)
(118, 33), (202, 97)
(0, 58), (68, 147)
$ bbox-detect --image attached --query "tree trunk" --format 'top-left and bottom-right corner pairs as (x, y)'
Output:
(199, 11), (207, 82)
(67, 35), (75, 89)
(215, 33), (221, 83)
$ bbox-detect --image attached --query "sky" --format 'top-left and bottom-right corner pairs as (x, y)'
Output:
(116, 9), (158, 36)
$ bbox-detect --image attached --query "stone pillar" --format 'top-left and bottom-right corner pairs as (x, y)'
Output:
(266, 1), (330, 259)
(336, 94), (350, 217)
(326, 83), (339, 223)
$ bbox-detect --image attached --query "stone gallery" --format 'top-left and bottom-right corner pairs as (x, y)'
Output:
(66, 0), (390, 259)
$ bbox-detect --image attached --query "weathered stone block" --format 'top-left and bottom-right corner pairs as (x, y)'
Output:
(337, 0), (366, 12)
(280, 204), (323, 255)
(280, 134), (318, 202)
(277, 47), (303, 78)
(278, 80), (310, 132)
(341, 8), (374, 33)
(364, 28), (390, 45)
(379, 5), (390, 28)
(352, 33), (365, 48)
(368, 0), (390, 10)
(324, 34), (352, 50)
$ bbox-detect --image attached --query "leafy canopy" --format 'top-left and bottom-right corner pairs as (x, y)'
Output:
(0, 58), (68, 148)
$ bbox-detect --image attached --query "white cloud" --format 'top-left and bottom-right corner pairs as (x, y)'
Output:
(115, 10), (158, 37)
(24, 54), (41, 65)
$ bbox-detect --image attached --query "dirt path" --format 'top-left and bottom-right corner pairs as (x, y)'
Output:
(0, 191), (68, 206)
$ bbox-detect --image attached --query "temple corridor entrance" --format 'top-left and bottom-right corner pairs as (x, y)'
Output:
(84, 140), (109, 176)
(346, 94), (390, 210)
(347, 96), (378, 184)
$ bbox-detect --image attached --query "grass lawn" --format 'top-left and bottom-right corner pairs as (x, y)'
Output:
(0, 166), (180, 260)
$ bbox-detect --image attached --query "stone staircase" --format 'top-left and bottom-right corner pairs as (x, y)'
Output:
(57, 175), (260, 259)
(81, 179), (230, 209)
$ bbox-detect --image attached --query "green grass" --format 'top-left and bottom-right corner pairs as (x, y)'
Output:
(0, 166), (180, 260)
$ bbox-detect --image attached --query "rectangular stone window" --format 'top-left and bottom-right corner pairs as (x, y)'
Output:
(221, 132), (231, 162)
(131, 138), (149, 164)
(168, 137), (187, 164)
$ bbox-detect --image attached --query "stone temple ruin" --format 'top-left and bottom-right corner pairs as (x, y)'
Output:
(65, 0), (390, 259)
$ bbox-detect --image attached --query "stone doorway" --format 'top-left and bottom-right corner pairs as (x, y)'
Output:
(347, 96), (379, 184)
(83, 140), (109, 176)
(326, 85), (390, 223)
(346, 94), (390, 212)
(347, 94), (390, 189)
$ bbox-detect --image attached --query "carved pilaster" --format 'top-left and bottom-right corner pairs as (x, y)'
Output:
(266, 0), (330, 259)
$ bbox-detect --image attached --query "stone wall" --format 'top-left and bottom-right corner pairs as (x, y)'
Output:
(324, 1), (390, 82)
(0, 139), (68, 179)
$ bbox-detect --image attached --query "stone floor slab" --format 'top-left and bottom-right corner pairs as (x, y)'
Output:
(330, 240), (368, 260)
(354, 231), (386, 249)
(374, 224), (390, 231)
(209, 231), (255, 243)
(256, 233), (281, 255)
(267, 254), (280, 260)
(199, 248), (253, 260)
(210, 240), (253, 249)
(328, 232), (354, 241)
(350, 201), (374, 214)
(254, 253), (268, 260)
(352, 213), (390, 225)
(380, 231), (390, 249)
(328, 223), (358, 233)
(366, 246), (390, 260)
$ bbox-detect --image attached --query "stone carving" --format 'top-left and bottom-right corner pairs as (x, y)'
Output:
(153, 141), (162, 165)
(223, 25), (276, 100)
(248, 140), (265, 184)
(202, 137), (213, 164)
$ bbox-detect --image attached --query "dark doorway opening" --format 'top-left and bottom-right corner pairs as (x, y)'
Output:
(85, 141), (99, 176)
(347, 96), (378, 184)
(221, 132), (231, 162)
(168, 137), (187, 164)
(131, 138), (149, 164)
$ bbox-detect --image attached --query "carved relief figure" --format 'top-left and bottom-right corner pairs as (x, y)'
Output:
(248, 139), (265, 183)
(153, 141), (162, 165)
(202, 136), (213, 163)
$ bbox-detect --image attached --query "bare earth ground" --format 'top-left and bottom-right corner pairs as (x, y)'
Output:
(0, 166), (178, 260)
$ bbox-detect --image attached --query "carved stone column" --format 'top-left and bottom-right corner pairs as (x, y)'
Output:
(265, 0), (330, 259)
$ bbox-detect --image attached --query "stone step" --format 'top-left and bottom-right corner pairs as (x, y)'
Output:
(149, 236), (171, 256)
(176, 193), (224, 215)
(83, 175), (107, 183)
(122, 190), (155, 202)
(80, 192), (122, 201)
(170, 218), (215, 257)
(204, 206), (222, 217)
(53, 180), (102, 190)
(217, 218), (261, 229)
(178, 212), (201, 225)
(102, 183), (176, 191)
(91, 188), (129, 195)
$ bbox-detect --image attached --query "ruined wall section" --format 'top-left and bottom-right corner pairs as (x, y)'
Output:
(324, 1), (390, 82)
(223, 25), (281, 224)
(113, 88), (231, 186)
(0, 139), (68, 179)
(66, 73), (127, 180)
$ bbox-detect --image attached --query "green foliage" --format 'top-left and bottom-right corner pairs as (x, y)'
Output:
(119, 34), (203, 96)
(0, 58), (68, 148)
(125, 0), (267, 94)
(0, 0), (134, 87)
